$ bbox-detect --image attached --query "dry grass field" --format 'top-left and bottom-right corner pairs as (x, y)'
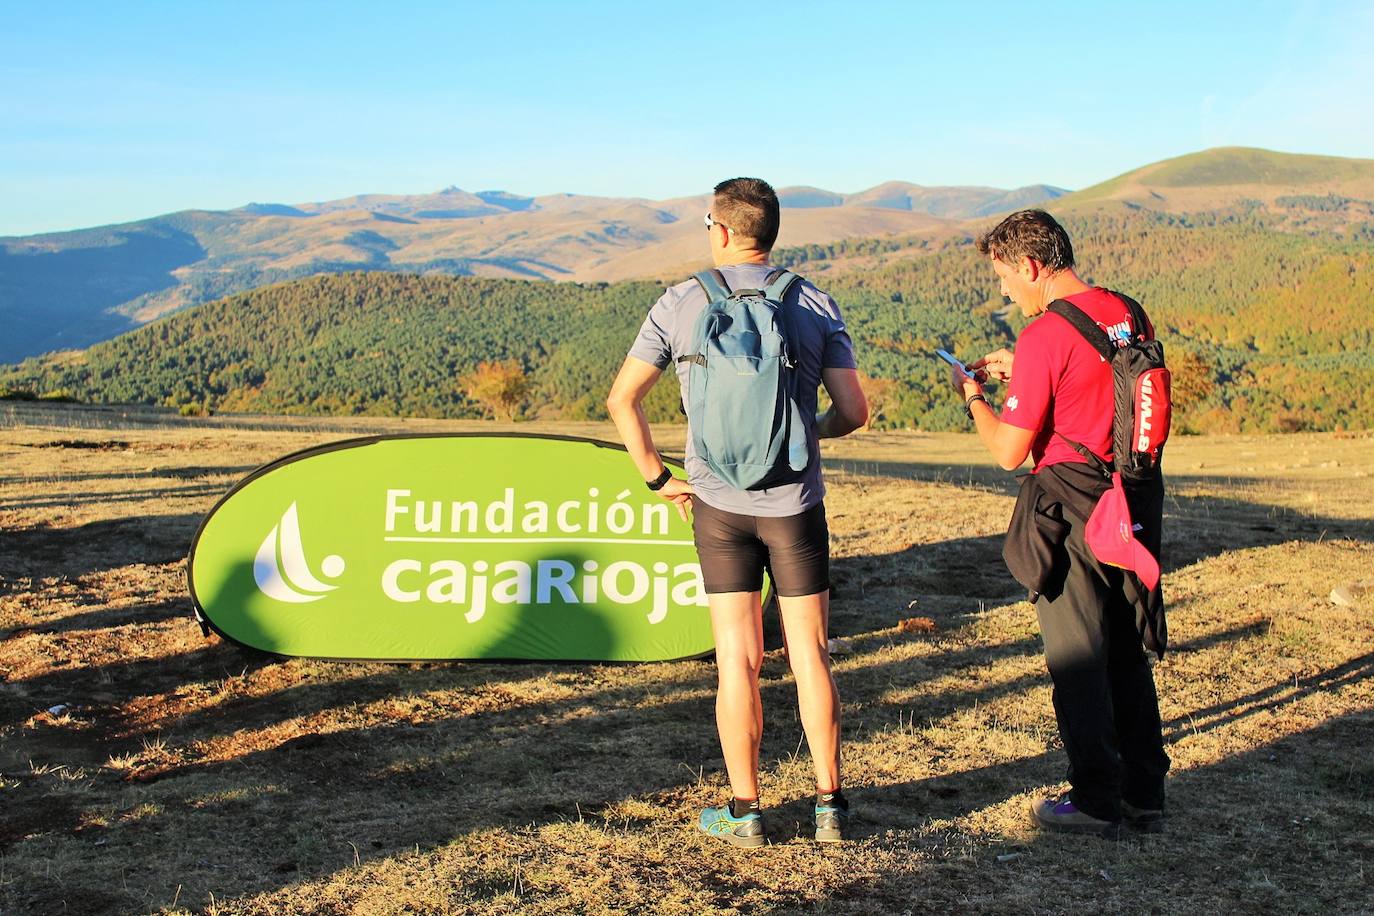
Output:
(2, 402), (1371, 915)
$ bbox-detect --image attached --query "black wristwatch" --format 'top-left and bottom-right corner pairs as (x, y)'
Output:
(646, 467), (674, 491)
(964, 393), (989, 419)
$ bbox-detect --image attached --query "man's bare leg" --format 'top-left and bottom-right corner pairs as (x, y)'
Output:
(778, 590), (840, 791)
(707, 590), (765, 800)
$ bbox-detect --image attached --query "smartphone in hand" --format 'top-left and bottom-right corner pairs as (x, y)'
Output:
(936, 348), (973, 376)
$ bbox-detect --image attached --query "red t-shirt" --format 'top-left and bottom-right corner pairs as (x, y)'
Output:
(1000, 288), (1153, 471)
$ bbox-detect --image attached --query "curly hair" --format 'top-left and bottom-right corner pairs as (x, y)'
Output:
(975, 209), (1075, 271)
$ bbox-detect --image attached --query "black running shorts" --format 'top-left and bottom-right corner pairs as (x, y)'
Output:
(691, 499), (830, 597)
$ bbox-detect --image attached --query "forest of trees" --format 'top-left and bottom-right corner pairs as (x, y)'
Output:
(3, 204), (1371, 434)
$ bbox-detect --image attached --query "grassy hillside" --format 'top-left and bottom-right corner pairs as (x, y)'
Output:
(3, 197), (1372, 434)
(0, 266), (1009, 431)
(1062, 146), (1374, 210)
(0, 274), (665, 420)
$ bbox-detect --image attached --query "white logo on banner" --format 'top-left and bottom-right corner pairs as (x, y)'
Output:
(253, 502), (346, 603)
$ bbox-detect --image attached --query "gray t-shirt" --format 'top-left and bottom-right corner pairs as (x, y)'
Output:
(627, 262), (857, 517)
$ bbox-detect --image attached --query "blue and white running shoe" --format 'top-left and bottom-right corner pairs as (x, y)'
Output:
(697, 804), (766, 848)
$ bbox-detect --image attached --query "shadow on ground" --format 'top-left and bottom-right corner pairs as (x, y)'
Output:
(2, 471), (1372, 913)
(0, 513), (200, 587)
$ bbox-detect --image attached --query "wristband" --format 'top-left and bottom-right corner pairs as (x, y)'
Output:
(964, 393), (989, 419)
(646, 467), (673, 491)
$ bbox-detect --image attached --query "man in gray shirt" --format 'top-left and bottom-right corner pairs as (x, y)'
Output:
(607, 177), (868, 847)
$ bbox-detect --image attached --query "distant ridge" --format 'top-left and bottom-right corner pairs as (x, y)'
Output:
(0, 178), (1064, 362)
(776, 186), (845, 208)
(241, 203), (310, 217)
(233, 180), (1067, 224)
(777, 181), (1067, 217)
(1061, 146), (1374, 209)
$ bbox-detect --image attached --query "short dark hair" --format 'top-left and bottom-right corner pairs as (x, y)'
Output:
(712, 177), (780, 251)
(975, 209), (1075, 271)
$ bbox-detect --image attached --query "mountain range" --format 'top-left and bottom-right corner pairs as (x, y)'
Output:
(0, 180), (1066, 363)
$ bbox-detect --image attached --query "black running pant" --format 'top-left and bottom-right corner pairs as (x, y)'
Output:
(1034, 509), (1170, 821)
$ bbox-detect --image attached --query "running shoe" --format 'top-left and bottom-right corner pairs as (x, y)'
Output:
(1029, 795), (1121, 836)
(697, 804), (766, 848)
(814, 798), (849, 843)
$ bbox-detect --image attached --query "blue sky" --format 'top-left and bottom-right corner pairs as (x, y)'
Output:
(3, 0), (1371, 236)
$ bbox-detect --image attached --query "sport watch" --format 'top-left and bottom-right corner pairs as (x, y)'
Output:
(646, 467), (674, 491)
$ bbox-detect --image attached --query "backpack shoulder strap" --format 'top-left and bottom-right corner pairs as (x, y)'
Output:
(1055, 432), (1114, 478)
(1110, 291), (1152, 342)
(762, 269), (802, 302)
(692, 269), (731, 304)
(761, 269), (804, 368)
(678, 271), (731, 367)
(1047, 299), (1114, 360)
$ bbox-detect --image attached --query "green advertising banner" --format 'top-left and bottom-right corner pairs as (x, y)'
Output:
(188, 435), (715, 662)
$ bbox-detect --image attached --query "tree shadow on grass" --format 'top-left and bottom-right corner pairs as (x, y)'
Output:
(126, 628), (1044, 779)
(99, 643), (1374, 911)
(833, 533), (1014, 603)
(823, 456), (1021, 496)
(0, 641), (279, 732)
(0, 464), (259, 487)
(4, 613), (1370, 914)
(0, 623), (1051, 900)
(779, 645), (1374, 913)
(0, 617), (1043, 902)
(0, 513), (200, 586)
(0, 596), (192, 640)
(826, 470), (1371, 606)
(818, 702), (1374, 915)
(1160, 490), (1373, 570)
(0, 482), (229, 512)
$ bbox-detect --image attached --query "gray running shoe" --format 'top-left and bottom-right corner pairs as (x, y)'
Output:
(814, 801), (849, 843)
(1029, 796), (1121, 836)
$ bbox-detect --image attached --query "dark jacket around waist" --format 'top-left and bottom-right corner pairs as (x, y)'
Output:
(1004, 462), (1167, 658)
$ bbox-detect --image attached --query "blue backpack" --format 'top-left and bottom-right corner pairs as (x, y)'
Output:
(678, 267), (812, 490)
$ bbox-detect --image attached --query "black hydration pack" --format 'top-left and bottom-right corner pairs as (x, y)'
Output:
(1047, 292), (1172, 480)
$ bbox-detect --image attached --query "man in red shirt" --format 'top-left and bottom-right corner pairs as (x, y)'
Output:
(953, 209), (1169, 835)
